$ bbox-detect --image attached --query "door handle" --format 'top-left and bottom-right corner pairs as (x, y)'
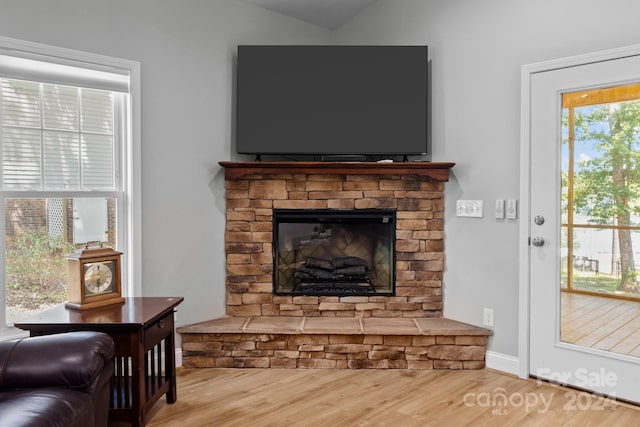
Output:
(531, 237), (545, 247)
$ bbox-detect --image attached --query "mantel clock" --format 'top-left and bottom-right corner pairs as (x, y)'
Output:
(66, 246), (125, 310)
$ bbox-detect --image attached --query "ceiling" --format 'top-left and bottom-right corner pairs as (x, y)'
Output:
(238, 0), (379, 30)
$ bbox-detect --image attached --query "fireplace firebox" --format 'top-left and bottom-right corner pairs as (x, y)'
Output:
(273, 209), (396, 296)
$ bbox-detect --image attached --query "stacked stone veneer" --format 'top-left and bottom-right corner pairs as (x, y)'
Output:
(225, 173), (444, 318)
(182, 332), (488, 370)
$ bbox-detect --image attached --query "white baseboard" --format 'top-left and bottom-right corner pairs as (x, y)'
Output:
(485, 350), (520, 376)
(176, 347), (182, 368)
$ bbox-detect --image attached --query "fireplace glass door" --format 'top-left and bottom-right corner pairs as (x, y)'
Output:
(273, 209), (396, 296)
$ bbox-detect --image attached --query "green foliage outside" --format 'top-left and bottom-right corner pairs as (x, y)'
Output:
(5, 228), (75, 310)
(570, 100), (640, 292)
(572, 270), (638, 297)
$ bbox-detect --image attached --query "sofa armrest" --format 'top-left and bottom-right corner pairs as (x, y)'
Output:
(0, 331), (114, 391)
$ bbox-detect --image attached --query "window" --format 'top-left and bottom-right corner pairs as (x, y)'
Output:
(0, 37), (140, 333)
(562, 83), (640, 300)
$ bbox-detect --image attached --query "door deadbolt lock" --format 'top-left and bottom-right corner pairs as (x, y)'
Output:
(534, 215), (545, 225)
(531, 237), (545, 247)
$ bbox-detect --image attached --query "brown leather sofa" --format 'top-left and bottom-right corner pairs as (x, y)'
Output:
(0, 331), (114, 427)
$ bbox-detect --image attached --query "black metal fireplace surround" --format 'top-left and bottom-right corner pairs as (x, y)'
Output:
(273, 209), (396, 296)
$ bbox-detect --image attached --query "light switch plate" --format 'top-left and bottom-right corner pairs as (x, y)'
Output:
(456, 200), (483, 218)
(495, 199), (505, 219)
(506, 199), (518, 219)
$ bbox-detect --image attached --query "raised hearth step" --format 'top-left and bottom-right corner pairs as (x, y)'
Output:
(179, 317), (492, 370)
(177, 316), (491, 337)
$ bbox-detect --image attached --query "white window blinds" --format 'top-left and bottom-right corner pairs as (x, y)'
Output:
(0, 45), (129, 191)
(1, 79), (117, 190)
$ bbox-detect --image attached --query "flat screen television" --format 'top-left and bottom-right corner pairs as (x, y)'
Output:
(236, 45), (428, 158)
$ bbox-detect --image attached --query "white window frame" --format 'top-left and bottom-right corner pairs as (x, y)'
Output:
(0, 36), (141, 333)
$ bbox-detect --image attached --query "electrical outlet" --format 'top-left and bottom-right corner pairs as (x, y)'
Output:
(483, 308), (494, 327)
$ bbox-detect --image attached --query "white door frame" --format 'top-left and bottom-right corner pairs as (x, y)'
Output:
(518, 43), (640, 379)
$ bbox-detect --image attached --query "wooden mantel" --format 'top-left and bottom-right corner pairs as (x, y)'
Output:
(219, 161), (455, 181)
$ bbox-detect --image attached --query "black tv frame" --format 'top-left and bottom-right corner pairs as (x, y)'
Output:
(235, 45), (429, 160)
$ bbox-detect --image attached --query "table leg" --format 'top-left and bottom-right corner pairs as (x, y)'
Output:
(165, 330), (177, 404)
(132, 332), (145, 427)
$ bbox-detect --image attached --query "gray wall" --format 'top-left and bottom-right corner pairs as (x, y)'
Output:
(2, 0), (640, 359)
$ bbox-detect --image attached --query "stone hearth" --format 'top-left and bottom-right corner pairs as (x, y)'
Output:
(178, 161), (492, 370)
(179, 316), (489, 369)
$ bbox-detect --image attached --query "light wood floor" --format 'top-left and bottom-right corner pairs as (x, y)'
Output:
(143, 368), (640, 427)
(561, 291), (640, 357)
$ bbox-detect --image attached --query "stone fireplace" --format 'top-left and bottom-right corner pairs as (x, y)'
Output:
(178, 161), (492, 370)
(221, 161), (450, 318)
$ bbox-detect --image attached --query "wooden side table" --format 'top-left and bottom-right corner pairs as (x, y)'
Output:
(15, 297), (183, 427)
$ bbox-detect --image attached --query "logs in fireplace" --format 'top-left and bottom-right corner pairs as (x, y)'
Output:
(295, 256), (375, 294)
(273, 209), (395, 296)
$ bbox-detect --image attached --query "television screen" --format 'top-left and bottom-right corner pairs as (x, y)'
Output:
(236, 45), (428, 157)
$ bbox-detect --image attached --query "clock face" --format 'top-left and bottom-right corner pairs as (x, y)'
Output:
(83, 261), (115, 295)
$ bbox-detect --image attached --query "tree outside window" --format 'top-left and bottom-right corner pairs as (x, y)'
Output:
(562, 83), (640, 298)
